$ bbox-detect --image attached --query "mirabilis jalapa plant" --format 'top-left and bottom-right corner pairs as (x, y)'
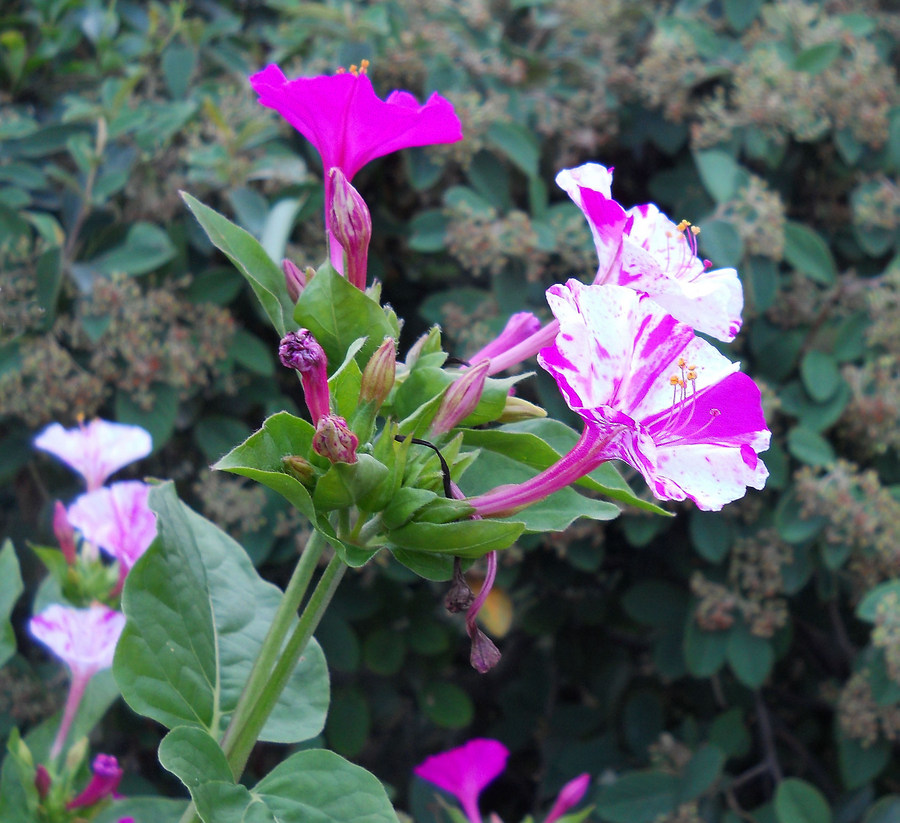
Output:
(17, 60), (767, 822)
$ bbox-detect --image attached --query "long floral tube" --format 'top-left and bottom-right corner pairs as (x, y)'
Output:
(468, 424), (616, 516)
(481, 320), (559, 376)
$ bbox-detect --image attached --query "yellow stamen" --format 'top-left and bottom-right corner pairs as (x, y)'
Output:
(686, 369), (697, 381)
(676, 219), (691, 232)
(690, 225), (701, 236)
(677, 356), (686, 368)
(669, 374), (681, 386)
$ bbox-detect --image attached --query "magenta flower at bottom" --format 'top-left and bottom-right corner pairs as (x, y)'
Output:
(470, 281), (769, 514)
(67, 753), (123, 810)
(415, 738), (509, 823)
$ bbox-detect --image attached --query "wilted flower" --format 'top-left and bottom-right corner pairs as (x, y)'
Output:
(278, 329), (330, 424)
(470, 281), (769, 514)
(557, 162), (743, 342)
(34, 419), (152, 492)
(30, 604), (126, 758)
(67, 753), (123, 810)
(250, 62), (462, 279)
(67, 481), (157, 590)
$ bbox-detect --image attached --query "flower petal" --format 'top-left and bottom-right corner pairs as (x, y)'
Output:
(29, 604), (125, 680)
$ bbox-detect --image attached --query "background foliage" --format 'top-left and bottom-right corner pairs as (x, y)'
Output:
(2, 0), (900, 821)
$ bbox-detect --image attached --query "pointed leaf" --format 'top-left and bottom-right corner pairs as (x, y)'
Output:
(0, 540), (23, 667)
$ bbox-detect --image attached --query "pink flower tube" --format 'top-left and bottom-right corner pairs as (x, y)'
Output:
(470, 281), (769, 514)
(30, 604), (126, 759)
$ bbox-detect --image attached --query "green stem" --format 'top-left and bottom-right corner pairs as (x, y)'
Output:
(219, 529), (326, 766)
(225, 553), (347, 777)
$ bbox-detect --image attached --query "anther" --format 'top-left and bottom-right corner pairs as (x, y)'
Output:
(687, 369), (697, 381)
(677, 356), (686, 368)
(669, 374), (681, 386)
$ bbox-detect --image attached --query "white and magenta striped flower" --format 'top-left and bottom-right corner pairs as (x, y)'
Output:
(557, 162), (744, 342)
(470, 281), (769, 515)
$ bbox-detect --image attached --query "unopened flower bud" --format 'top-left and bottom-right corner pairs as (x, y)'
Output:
(544, 773), (592, 823)
(431, 360), (491, 435)
(312, 414), (359, 464)
(497, 395), (547, 423)
(53, 501), (77, 565)
(35, 764), (51, 799)
(282, 259), (306, 301)
(282, 455), (315, 485)
(278, 329), (330, 424)
(64, 737), (89, 774)
(329, 168), (371, 290)
(360, 338), (396, 409)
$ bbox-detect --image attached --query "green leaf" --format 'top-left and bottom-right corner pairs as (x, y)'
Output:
(699, 220), (744, 267)
(487, 122), (540, 177)
(787, 427), (835, 466)
(158, 726), (234, 789)
(724, 0), (762, 30)
(363, 628), (406, 676)
(0, 540), (23, 667)
(407, 209), (448, 252)
(593, 771), (679, 823)
(837, 728), (890, 789)
(784, 222), (837, 285)
(793, 42), (842, 74)
(114, 384), (178, 453)
(694, 151), (742, 203)
(115, 483), (329, 744)
(89, 222), (176, 276)
(800, 351), (842, 403)
(420, 682), (474, 728)
(326, 687), (371, 757)
(93, 798), (188, 823)
(294, 263), (397, 369)
(192, 749), (399, 823)
(683, 613), (728, 677)
(214, 412), (317, 522)
(862, 796), (900, 823)
(194, 416), (252, 462)
(688, 511), (733, 563)
(726, 620), (774, 688)
(856, 580), (900, 622)
(161, 42), (197, 99)
(679, 745), (726, 802)
(230, 329), (275, 377)
(774, 778), (832, 823)
(313, 455), (390, 511)
(182, 192), (294, 336)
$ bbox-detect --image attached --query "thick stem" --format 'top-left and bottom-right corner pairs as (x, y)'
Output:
(219, 530), (326, 765)
(224, 553), (347, 777)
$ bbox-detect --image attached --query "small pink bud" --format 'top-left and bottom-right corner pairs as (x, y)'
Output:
(278, 329), (330, 424)
(360, 338), (396, 408)
(312, 414), (359, 464)
(329, 168), (372, 290)
(431, 360), (491, 435)
(53, 501), (77, 565)
(35, 764), (51, 799)
(543, 773), (591, 823)
(282, 259), (307, 301)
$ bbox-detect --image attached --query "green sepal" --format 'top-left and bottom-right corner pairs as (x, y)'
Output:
(213, 412), (317, 522)
(382, 488), (440, 531)
(315, 520), (380, 569)
(387, 518), (524, 558)
(312, 455), (390, 512)
(293, 263), (398, 370)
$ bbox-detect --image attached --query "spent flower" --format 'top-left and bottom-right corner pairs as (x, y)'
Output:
(67, 753), (123, 810)
(279, 329), (331, 424)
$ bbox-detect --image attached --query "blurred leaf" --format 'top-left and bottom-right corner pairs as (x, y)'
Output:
(679, 745), (726, 802)
(726, 620), (773, 688)
(694, 150), (742, 203)
(689, 510), (733, 563)
(89, 222), (176, 276)
(784, 222), (837, 285)
(229, 329), (275, 377)
(420, 682), (474, 728)
(710, 708), (752, 758)
(793, 42), (841, 74)
(787, 427), (835, 466)
(161, 42), (197, 99)
(93, 798), (188, 823)
(0, 541), (22, 668)
(837, 729), (890, 790)
(862, 796), (900, 823)
(115, 384), (178, 453)
(487, 122), (540, 177)
(856, 580), (900, 622)
(194, 415), (252, 462)
(326, 687), (371, 757)
(774, 778), (832, 823)
(683, 614), (728, 677)
(408, 209), (448, 252)
(593, 771), (679, 823)
(799, 351), (842, 403)
(724, 0), (763, 30)
(699, 220), (744, 267)
(363, 628), (406, 676)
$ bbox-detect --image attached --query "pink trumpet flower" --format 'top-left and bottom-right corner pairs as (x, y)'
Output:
(414, 739), (509, 823)
(67, 481), (157, 592)
(470, 281), (769, 515)
(29, 604), (125, 759)
(250, 62), (462, 280)
(556, 162), (743, 342)
(34, 419), (152, 492)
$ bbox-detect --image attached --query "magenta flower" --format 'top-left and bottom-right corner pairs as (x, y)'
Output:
(250, 62), (462, 279)
(544, 773), (591, 823)
(467, 312), (543, 369)
(67, 481), (157, 590)
(556, 163), (744, 342)
(470, 281), (768, 514)
(414, 738), (509, 823)
(279, 329), (331, 425)
(30, 604), (126, 758)
(67, 753), (123, 810)
(34, 419), (152, 492)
